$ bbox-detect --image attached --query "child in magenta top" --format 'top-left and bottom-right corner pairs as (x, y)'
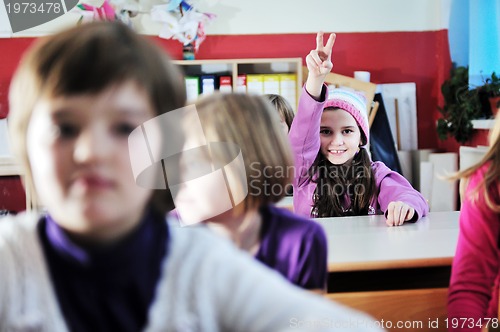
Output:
(289, 32), (428, 226)
(447, 113), (500, 331)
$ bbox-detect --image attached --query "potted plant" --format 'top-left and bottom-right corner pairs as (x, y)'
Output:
(478, 71), (500, 118)
(437, 65), (482, 144)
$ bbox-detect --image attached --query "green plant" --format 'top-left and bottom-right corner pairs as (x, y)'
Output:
(481, 71), (500, 97)
(437, 66), (482, 144)
(478, 72), (500, 118)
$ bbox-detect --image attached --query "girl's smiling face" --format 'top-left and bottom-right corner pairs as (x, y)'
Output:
(27, 81), (156, 241)
(319, 108), (362, 165)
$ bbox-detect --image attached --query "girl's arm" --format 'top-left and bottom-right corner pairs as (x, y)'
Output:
(374, 162), (429, 226)
(289, 32), (335, 187)
(448, 169), (500, 331)
(289, 87), (327, 187)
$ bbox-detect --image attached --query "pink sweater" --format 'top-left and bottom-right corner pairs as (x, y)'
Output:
(289, 85), (428, 219)
(448, 162), (500, 331)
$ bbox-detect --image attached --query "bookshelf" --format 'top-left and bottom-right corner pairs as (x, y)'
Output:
(172, 58), (303, 110)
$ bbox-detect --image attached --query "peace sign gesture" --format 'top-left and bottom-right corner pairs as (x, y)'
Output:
(305, 32), (336, 98)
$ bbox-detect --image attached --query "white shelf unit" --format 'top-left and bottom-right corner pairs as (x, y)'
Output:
(0, 157), (22, 177)
(172, 58), (303, 110)
(471, 119), (495, 130)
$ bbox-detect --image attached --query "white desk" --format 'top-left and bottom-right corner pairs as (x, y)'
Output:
(315, 211), (460, 272)
(318, 212), (459, 330)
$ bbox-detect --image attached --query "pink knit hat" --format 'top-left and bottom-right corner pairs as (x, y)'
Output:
(324, 88), (369, 145)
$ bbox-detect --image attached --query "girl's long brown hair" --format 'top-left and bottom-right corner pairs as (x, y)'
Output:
(310, 147), (377, 217)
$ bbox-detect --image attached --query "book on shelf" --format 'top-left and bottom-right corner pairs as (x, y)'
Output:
(279, 74), (297, 110)
(185, 76), (200, 103)
(200, 75), (216, 96)
(219, 76), (232, 93)
(263, 74), (280, 95)
(182, 72), (297, 107)
(246, 74), (264, 95)
(236, 75), (247, 93)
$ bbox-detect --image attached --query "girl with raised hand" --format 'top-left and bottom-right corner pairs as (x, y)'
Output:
(289, 32), (428, 226)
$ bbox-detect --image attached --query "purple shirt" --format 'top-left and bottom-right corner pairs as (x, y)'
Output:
(289, 85), (429, 220)
(37, 210), (168, 332)
(256, 205), (327, 290)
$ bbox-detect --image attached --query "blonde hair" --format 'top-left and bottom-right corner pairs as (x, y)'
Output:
(194, 93), (293, 211)
(8, 21), (185, 214)
(264, 94), (295, 131)
(451, 113), (500, 213)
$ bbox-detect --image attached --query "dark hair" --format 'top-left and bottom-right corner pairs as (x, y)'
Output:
(310, 148), (377, 217)
(9, 21), (186, 214)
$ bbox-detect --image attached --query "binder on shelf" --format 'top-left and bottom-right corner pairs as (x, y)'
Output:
(236, 75), (247, 93)
(263, 74), (280, 95)
(185, 76), (200, 103)
(246, 74), (264, 95)
(279, 74), (297, 110)
(201, 75), (216, 96)
(219, 76), (232, 93)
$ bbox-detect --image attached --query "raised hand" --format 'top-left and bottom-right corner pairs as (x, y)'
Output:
(385, 201), (415, 226)
(305, 32), (336, 98)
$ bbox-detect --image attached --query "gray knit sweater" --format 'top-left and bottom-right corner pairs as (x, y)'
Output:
(0, 212), (384, 332)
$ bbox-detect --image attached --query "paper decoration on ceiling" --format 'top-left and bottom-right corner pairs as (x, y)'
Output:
(74, 0), (140, 26)
(151, 0), (216, 52)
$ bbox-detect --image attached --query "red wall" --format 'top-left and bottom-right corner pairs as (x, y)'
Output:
(0, 176), (26, 212)
(1, 30), (454, 146)
(0, 30), (481, 212)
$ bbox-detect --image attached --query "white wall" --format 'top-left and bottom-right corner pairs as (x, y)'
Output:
(195, 0), (449, 34)
(1, 0), (451, 37)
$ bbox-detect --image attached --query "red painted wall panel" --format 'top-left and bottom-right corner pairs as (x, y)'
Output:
(0, 38), (36, 119)
(0, 176), (26, 212)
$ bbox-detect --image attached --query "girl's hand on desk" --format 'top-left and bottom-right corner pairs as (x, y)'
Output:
(386, 201), (415, 227)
